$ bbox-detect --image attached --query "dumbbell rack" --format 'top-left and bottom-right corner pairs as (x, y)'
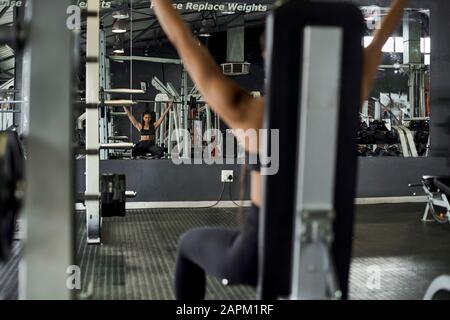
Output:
(357, 119), (430, 158)
(357, 120), (403, 157)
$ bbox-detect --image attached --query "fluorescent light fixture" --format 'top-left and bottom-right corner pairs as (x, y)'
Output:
(199, 28), (210, 37)
(198, 20), (210, 37)
(112, 10), (129, 19)
(112, 20), (127, 34)
(113, 35), (124, 54)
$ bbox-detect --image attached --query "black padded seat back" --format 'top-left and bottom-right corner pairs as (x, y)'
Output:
(259, 1), (364, 300)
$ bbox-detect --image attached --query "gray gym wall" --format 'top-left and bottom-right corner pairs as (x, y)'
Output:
(76, 0), (450, 201)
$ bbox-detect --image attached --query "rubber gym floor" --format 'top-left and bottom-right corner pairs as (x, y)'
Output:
(2, 203), (450, 300)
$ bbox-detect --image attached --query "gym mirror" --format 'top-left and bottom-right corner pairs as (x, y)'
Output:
(358, 6), (430, 158)
(74, 2), (431, 161)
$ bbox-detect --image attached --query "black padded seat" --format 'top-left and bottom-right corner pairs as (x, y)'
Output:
(434, 177), (450, 197)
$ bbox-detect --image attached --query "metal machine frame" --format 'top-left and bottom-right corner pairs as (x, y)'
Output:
(19, 0), (75, 299)
(410, 176), (450, 224)
(85, 0), (102, 244)
(290, 26), (343, 300)
(258, 1), (363, 300)
(84, 0), (137, 244)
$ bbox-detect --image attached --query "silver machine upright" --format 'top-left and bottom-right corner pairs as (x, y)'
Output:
(258, 1), (364, 300)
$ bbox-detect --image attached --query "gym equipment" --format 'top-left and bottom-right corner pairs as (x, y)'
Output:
(422, 178), (450, 300)
(385, 130), (400, 145)
(395, 125), (418, 157)
(0, 130), (24, 261)
(101, 174), (126, 217)
(424, 275), (450, 300)
(409, 176), (450, 224)
(259, 1), (363, 299)
(84, 0), (138, 244)
(357, 119), (400, 149)
(102, 88), (145, 94)
(17, 0), (75, 299)
(386, 145), (402, 157)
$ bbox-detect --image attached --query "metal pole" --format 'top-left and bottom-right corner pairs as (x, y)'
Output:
(20, 0), (74, 299)
(419, 69), (426, 117)
(109, 55), (182, 64)
(99, 29), (108, 160)
(85, 0), (101, 244)
(105, 58), (113, 153)
(168, 110), (173, 155)
(182, 68), (189, 158)
(155, 102), (161, 145)
(161, 103), (168, 147)
(290, 26), (343, 300)
(0, 109), (20, 113)
(206, 105), (212, 143)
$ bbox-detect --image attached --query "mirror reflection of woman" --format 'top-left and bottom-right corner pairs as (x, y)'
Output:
(151, 0), (409, 300)
(123, 102), (173, 158)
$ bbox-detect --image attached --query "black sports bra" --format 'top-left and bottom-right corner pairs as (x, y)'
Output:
(140, 126), (155, 136)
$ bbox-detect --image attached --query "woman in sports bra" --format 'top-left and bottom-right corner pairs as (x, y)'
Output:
(150, 0), (409, 299)
(123, 102), (173, 158)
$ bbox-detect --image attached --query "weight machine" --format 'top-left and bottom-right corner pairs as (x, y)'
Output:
(19, 0), (74, 299)
(417, 177), (450, 300)
(0, 79), (19, 131)
(84, 0), (138, 245)
(258, 1), (363, 300)
(409, 176), (450, 224)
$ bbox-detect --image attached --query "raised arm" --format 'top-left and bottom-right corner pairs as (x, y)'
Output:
(154, 101), (173, 129)
(123, 106), (142, 130)
(361, 0), (409, 103)
(150, 0), (263, 133)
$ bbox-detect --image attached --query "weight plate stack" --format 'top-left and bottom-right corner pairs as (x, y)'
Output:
(101, 174), (126, 218)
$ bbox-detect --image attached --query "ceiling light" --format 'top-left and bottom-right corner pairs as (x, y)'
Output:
(198, 20), (210, 37)
(113, 35), (124, 54)
(112, 10), (129, 20)
(199, 28), (210, 37)
(112, 20), (127, 33)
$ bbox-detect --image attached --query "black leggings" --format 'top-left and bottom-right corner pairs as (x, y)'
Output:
(132, 140), (163, 158)
(175, 205), (259, 300)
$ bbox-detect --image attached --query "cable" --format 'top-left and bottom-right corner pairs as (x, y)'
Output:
(202, 182), (226, 208)
(228, 182), (246, 208)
